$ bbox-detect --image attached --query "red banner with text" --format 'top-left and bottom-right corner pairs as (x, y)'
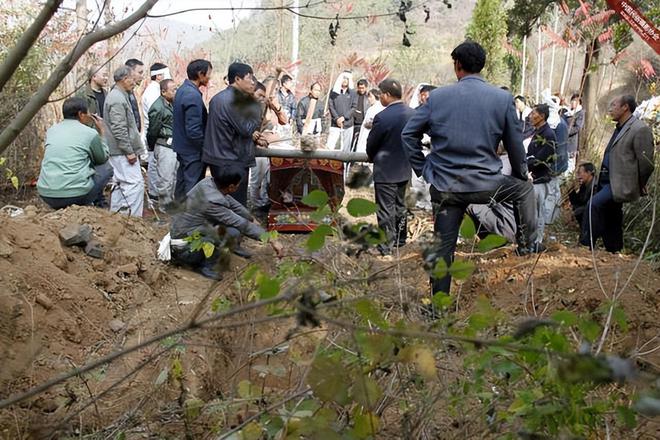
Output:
(606, 0), (660, 54)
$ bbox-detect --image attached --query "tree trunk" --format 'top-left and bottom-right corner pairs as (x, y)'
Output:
(559, 46), (571, 97)
(0, 0), (160, 156)
(579, 37), (601, 154)
(255, 147), (368, 163)
(520, 34), (527, 96)
(0, 0), (64, 93)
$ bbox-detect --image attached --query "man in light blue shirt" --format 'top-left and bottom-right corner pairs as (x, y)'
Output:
(37, 97), (112, 209)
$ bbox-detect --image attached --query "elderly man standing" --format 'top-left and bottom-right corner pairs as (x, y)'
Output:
(580, 95), (654, 252)
(104, 66), (145, 217)
(402, 41), (539, 301)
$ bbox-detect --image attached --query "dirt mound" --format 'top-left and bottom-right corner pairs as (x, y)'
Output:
(0, 205), (659, 438)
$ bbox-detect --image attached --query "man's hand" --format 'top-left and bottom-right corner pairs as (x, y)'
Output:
(336, 116), (345, 128)
(270, 240), (284, 257)
(252, 131), (262, 142)
(126, 153), (138, 165)
(91, 114), (104, 134)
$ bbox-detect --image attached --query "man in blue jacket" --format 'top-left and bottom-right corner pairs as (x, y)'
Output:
(366, 78), (413, 256)
(173, 59), (212, 201)
(401, 41), (539, 300)
(203, 62), (265, 207)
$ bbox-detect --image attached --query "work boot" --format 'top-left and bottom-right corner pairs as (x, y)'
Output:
(232, 246), (253, 259)
(199, 265), (222, 281)
(515, 242), (547, 256)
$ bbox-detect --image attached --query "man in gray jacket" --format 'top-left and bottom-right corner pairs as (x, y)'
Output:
(104, 66), (145, 217)
(170, 165), (283, 280)
(580, 95), (654, 252)
(402, 41), (539, 299)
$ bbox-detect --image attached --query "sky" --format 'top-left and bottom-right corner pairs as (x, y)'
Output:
(61, 0), (257, 30)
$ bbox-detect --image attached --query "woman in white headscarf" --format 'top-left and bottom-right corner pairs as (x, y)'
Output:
(326, 71), (356, 151)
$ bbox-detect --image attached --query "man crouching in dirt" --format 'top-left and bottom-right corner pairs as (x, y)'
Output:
(169, 165), (284, 280)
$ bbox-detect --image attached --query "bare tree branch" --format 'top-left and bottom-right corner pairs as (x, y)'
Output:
(0, 0), (159, 156)
(0, 0), (64, 93)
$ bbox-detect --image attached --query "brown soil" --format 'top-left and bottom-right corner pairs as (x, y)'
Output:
(0, 204), (658, 439)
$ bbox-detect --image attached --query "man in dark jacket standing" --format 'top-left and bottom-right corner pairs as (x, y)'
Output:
(203, 62), (264, 207)
(173, 59), (212, 201)
(147, 79), (177, 210)
(78, 66), (108, 119)
(580, 95), (654, 252)
(124, 59), (145, 131)
(402, 41), (539, 299)
(296, 82), (324, 135)
(367, 79), (413, 256)
(527, 103), (557, 244)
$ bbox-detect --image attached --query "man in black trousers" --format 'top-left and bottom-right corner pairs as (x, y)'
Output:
(366, 78), (414, 256)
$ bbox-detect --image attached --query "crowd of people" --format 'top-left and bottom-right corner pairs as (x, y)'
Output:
(35, 41), (655, 288)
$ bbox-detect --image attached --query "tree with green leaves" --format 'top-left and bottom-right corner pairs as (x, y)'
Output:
(466, 0), (509, 85)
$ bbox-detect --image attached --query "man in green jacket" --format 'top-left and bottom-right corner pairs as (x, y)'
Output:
(78, 66), (108, 119)
(147, 79), (177, 210)
(37, 97), (112, 209)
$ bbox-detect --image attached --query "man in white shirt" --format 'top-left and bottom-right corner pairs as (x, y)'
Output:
(141, 62), (171, 201)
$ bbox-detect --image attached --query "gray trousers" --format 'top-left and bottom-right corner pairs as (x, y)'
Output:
(147, 150), (158, 198)
(154, 145), (178, 207)
(249, 157), (270, 209)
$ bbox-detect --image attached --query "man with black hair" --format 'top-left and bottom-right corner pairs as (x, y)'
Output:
(37, 97), (111, 209)
(169, 165), (283, 280)
(367, 78), (413, 256)
(402, 40), (538, 299)
(203, 62), (264, 207)
(568, 162), (596, 225)
(105, 66), (145, 217)
(124, 58), (145, 131)
(527, 103), (557, 243)
(296, 82), (324, 135)
(514, 95), (534, 139)
(148, 79), (177, 210)
(142, 62), (171, 201)
(278, 74), (297, 123)
(78, 66), (108, 119)
(418, 84), (436, 105)
(351, 79), (370, 151)
(580, 95), (654, 252)
(173, 59), (213, 201)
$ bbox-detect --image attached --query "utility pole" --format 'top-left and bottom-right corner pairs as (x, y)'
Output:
(291, 0), (299, 79)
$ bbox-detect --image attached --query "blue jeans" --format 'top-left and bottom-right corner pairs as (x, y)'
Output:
(579, 184), (623, 252)
(41, 163), (113, 209)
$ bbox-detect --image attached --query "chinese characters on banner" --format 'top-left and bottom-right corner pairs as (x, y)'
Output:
(606, 0), (660, 54)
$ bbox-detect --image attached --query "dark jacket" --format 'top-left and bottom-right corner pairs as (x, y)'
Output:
(569, 178), (595, 221)
(553, 119), (569, 175)
(127, 91), (141, 132)
(77, 83), (106, 118)
(605, 116), (655, 203)
(329, 88), (357, 128)
(527, 123), (557, 184)
(366, 101), (413, 183)
(402, 75), (529, 192)
(203, 86), (261, 168)
(278, 89), (297, 119)
(295, 95), (324, 134)
(147, 96), (174, 150)
(566, 109), (584, 154)
(170, 177), (265, 241)
(172, 79), (208, 157)
(352, 92), (371, 127)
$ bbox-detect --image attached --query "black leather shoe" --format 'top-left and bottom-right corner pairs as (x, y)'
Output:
(516, 242), (547, 256)
(199, 266), (222, 281)
(232, 246), (253, 259)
